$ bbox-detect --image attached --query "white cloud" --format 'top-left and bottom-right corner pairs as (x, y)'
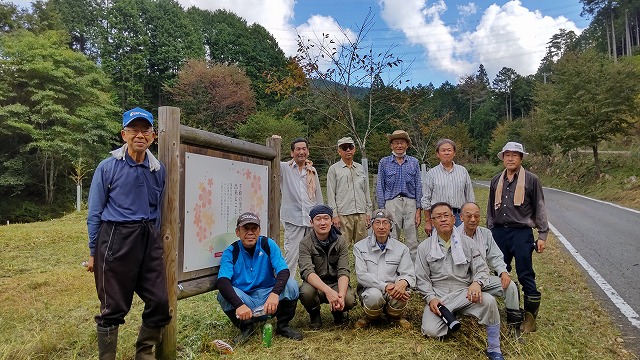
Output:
(379, 0), (582, 80)
(468, 1), (581, 78)
(295, 15), (358, 72)
(380, 0), (475, 76)
(177, 0), (354, 61)
(457, 2), (477, 17)
(178, 0), (300, 55)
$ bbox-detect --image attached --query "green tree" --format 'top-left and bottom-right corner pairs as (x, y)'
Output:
(1, 1), (24, 32)
(0, 30), (119, 205)
(188, 8), (288, 106)
(50, 0), (100, 55)
(467, 95), (501, 157)
(537, 29), (578, 81)
(492, 67), (519, 121)
(535, 49), (640, 177)
(511, 75), (535, 119)
(236, 111), (304, 156)
(142, 0), (203, 106)
(458, 64), (491, 121)
(98, 0), (151, 109)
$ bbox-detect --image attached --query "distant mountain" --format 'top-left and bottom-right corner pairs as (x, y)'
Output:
(309, 78), (369, 99)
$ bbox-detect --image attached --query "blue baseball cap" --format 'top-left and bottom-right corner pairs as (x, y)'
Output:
(122, 107), (153, 127)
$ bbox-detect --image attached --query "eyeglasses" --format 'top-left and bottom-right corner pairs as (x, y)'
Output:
(339, 144), (354, 151)
(124, 128), (154, 136)
(372, 220), (391, 227)
(463, 213), (481, 219)
(430, 213), (453, 221)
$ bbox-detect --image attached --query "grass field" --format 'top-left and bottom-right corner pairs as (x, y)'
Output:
(0, 187), (637, 359)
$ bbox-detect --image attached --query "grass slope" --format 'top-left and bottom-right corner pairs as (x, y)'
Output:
(0, 188), (636, 359)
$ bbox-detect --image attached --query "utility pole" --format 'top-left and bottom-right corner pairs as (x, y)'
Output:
(542, 72), (551, 84)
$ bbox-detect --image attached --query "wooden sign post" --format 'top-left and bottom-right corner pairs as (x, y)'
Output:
(156, 106), (281, 359)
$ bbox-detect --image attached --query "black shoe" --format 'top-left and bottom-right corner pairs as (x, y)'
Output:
(486, 351), (505, 360)
(276, 325), (304, 340)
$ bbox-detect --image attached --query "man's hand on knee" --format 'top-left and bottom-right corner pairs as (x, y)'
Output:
(467, 281), (482, 303)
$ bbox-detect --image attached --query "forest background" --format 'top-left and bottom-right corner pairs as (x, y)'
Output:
(1, 0), (639, 223)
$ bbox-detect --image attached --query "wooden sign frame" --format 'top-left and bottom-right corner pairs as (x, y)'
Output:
(156, 106), (282, 358)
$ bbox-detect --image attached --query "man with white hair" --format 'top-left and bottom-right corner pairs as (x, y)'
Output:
(487, 141), (549, 333)
(459, 202), (523, 334)
(422, 138), (475, 233)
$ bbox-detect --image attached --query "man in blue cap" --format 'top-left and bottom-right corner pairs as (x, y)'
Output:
(86, 107), (170, 360)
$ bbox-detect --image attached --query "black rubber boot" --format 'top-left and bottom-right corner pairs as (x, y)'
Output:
(506, 308), (524, 328)
(308, 307), (322, 330)
(522, 294), (541, 333)
(135, 323), (162, 360)
(233, 320), (255, 345)
(96, 325), (118, 360)
(275, 300), (304, 340)
(223, 310), (241, 328)
(332, 311), (347, 325)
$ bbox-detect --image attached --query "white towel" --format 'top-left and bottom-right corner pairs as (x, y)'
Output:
(110, 144), (161, 172)
(429, 227), (467, 265)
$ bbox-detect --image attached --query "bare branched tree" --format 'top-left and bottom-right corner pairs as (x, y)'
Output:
(295, 8), (411, 171)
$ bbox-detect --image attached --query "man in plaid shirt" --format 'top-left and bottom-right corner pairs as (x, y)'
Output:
(375, 130), (422, 261)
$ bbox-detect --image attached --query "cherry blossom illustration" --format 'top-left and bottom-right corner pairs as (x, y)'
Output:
(193, 179), (215, 248)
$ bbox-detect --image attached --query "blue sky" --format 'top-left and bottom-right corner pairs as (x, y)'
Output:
(183, 0), (589, 87)
(12, 0), (590, 87)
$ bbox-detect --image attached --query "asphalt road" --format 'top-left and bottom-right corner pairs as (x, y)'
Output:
(543, 187), (640, 353)
(476, 181), (640, 354)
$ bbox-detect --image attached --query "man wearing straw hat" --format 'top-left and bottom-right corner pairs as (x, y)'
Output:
(375, 130), (422, 261)
(487, 141), (549, 333)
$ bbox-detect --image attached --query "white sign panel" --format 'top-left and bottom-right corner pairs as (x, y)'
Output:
(183, 152), (269, 271)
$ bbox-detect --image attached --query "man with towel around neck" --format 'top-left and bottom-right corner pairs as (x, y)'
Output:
(415, 202), (504, 360)
(487, 141), (549, 334)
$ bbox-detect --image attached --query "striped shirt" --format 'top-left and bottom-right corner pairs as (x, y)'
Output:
(421, 162), (474, 209)
(376, 154), (422, 209)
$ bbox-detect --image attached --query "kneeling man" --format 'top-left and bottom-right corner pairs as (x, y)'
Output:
(459, 202), (523, 332)
(299, 205), (356, 329)
(353, 209), (415, 329)
(216, 212), (303, 344)
(415, 202), (504, 360)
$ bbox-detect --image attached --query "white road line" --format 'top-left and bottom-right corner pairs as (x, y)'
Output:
(474, 181), (640, 328)
(549, 222), (640, 330)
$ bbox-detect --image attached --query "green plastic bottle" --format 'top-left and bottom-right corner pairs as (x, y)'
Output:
(262, 323), (273, 347)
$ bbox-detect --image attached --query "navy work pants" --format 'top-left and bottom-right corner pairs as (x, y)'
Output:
(490, 226), (540, 297)
(94, 221), (171, 328)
